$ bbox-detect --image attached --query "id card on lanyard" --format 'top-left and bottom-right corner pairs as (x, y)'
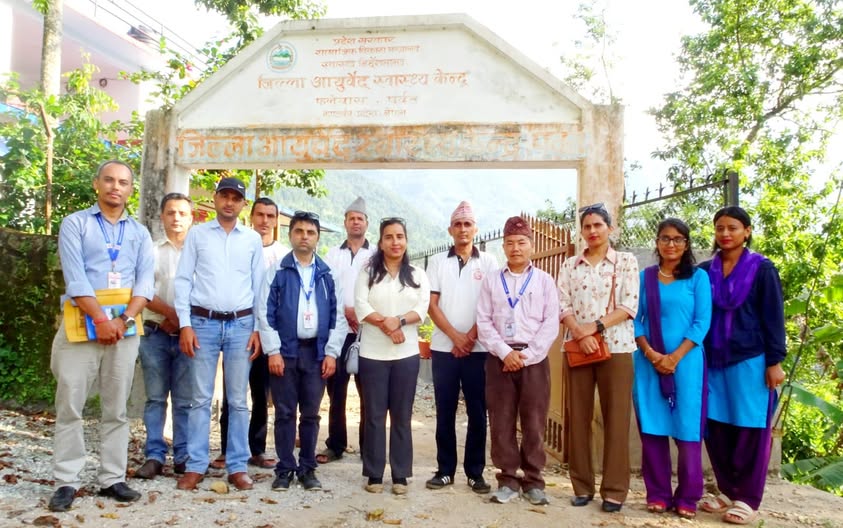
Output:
(96, 213), (125, 289)
(500, 268), (533, 337)
(299, 263), (317, 329)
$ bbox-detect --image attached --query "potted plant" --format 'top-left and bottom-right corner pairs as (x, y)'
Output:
(418, 317), (434, 359)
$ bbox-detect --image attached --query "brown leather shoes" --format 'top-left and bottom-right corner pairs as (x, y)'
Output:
(176, 472), (204, 491)
(227, 472), (254, 491)
(134, 459), (163, 479)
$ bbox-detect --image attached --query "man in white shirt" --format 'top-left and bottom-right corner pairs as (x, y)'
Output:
(318, 196), (373, 463)
(134, 193), (193, 480)
(425, 201), (498, 494)
(213, 197), (285, 470)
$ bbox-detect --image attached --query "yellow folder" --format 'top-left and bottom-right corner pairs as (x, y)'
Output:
(63, 288), (145, 342)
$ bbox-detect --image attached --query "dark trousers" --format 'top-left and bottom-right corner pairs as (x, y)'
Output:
(705, 390), (777, 510)
(219, 353), (270, 456)
(431, 350), (487, 478)
(485, 355), (549, 492)
(359, 355), (419, 480)
(325, 333), (365, 454)
(566, 353), (633, 503)
(269, 342), (326, 475)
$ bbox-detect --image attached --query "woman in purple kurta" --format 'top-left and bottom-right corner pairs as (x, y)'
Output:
(698, 207), (786, 525)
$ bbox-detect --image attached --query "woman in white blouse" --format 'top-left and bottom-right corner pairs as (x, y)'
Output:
(354, 217), (430, 495)
(557, 203), (639, 513)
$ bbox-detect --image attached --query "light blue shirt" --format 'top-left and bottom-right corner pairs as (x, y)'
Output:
(295, 257), (319, 339)
(174, 219), (265, 329)
(58, 203), (154, 305)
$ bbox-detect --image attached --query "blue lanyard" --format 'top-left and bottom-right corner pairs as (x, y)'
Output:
(500, 268), (533, 309)
(298, 261), (317, 303)
(95, 213), (125, 268)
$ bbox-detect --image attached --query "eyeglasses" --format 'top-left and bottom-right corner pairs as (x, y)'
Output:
(293, 210), (320, 221)
(380, 216), (406, 225)
(657, 236), (688, 247)
(578, 202), (607, 213)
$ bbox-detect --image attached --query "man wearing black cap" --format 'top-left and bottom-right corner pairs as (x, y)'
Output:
(174, 177), (266, 492)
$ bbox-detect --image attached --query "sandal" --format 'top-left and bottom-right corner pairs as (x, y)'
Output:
(676, 507), (697, 519)
(209, 454), (226, 470)
(647, 501), (668, 514)
(316, 448), (342, 464)
(723, 500), (758, 525)
(248, 455), (276, 469)
(700, 493), (732, 513)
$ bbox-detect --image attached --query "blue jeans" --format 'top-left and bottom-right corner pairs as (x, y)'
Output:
(431, 350), (487, 478)
(269, 341), (326, 475)
(139, 324), (190, 464)
(185, 314), (254, 474)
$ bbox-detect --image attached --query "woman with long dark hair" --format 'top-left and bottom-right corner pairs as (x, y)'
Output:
(557, 203), (639, 513)
(354, 218), (430, 495)
(633, 218), (711, 519)
(697, 206), (786, 525)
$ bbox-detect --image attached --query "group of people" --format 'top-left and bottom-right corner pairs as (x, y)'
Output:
(556, 203), (785, 525)
(47, 160), (786, 526)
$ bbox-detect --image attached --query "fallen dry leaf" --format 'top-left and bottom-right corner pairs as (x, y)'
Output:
(147, 491), (159, 504)
(3, 473), (19, 484)
(527, 507), (547, 515)
(101, 512), (119, 519)
(260, 497), (277, 504)
(115, 503), (130, 508)
(32, 515), (60, 527)
(383, 520), (402, 525)
(366, 508), (385, 521)
(75, 513), (85, 523)
(209, 480), (229, 494)
(95, 500), (105, 509)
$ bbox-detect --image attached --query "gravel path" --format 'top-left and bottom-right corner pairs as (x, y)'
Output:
(1, 380), (842, 527)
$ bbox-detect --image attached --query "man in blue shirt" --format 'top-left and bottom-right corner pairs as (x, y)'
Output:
(174, 177), (265, 492)
(265, 211), (346, 491)
(49, 160), (155, 512)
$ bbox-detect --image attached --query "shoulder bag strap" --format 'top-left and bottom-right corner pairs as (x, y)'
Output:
(605, 259), (617, 315)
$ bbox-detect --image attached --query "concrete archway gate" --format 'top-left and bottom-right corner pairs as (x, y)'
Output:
(138, 13), (623, 237)
(136, 13), (624, 464)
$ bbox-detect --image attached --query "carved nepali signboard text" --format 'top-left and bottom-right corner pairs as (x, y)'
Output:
(175, 123), (584, 167)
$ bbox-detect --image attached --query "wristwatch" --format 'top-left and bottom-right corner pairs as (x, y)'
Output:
(120, 313), (136, 329)
(595, 319), (605, 333)
(399, 316), (407, 327)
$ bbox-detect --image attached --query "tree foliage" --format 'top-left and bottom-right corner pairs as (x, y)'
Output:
(653, 0), (843, 493)
(558, 0), (620, 104)
(0, 64), (142, 234)
(123, 0), (328, 198)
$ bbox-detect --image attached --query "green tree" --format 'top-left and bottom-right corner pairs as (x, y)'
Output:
(558, 0), (620, 104)
(652, 0), (843, 492)
(123, 0), (328, 198)
(0, 64), (143, 234)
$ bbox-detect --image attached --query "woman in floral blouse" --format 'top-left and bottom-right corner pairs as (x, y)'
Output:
(557, 203), (639, 513)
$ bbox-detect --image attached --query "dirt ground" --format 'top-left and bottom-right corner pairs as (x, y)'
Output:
(1, 380), (841, 528)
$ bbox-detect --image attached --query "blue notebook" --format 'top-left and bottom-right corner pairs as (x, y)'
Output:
(85, 304), (137, 340)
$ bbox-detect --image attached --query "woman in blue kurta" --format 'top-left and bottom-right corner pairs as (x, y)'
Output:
(633, 218), (711, 519)
(697, 207), (786, 525)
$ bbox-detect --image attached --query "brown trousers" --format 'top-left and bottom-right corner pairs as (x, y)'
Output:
(566, 353), (633, 503)
(485, 355), (550, 492)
